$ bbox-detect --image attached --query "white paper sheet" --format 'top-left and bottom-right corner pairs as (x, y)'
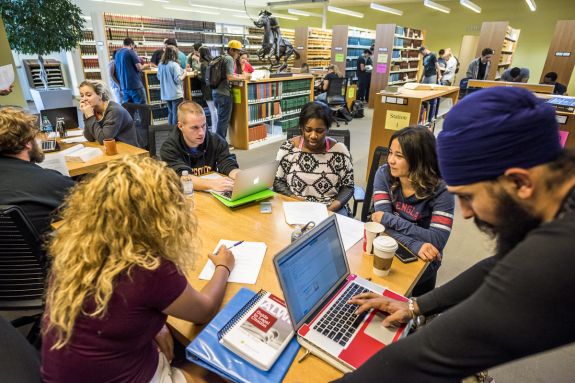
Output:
(199, 240), (267, 284)
(0, 64), (15, 90)
(38, 153), (70, 176)
(65, 130), (84, 137)
(282, 202), (329, 226)
(61, 136), (88, 143)
(335, 213), (364, 251)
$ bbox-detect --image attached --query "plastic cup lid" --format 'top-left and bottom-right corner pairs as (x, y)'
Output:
(373, 236), (398, 252)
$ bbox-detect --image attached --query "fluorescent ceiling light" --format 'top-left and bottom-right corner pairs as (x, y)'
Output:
(327, 5), (364, 18)
(370, 3), (403, 16)
(186, 2), (244, 13)
(272, 13), (299, 21)
(287, 8), (323, 17)
(152, 0), (170, 3)
(105, 0), (143, 5)
(525, 0), (536, 11)
(423, 0), (451, 13)
(459, 0), (481, 13)
(162, 6), (219, 14)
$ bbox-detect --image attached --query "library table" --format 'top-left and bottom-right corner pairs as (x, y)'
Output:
(167, 192), (427, 382)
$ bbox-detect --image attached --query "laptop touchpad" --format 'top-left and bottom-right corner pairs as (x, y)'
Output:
(363, 311), (397, 345)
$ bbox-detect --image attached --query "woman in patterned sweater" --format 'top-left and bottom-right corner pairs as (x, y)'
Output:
(274, 102), (354, 215)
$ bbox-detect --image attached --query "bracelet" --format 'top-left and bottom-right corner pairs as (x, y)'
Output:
(215, 264), (231, 277)
(407, 298), (416, 320)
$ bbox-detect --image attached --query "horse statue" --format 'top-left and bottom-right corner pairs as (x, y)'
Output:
(253, 10), (300, 72)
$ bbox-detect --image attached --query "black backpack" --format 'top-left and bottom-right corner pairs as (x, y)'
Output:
(350, 100), (364, 118)
(206, 55), (228, 89)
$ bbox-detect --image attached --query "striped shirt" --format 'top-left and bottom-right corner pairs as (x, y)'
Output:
(373, 165), (455, 258)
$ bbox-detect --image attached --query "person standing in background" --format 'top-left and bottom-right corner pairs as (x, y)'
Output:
(158, 46), (189, 125)
(501, 66), (530, 83)
(440, 48), (458, 86)
(187, 42), (203, 72)
(419, 46), (441, 84)
(356, 49), (373, 103)
(115, 38), (149, 104)
(239, 52), (254, 74)
(212, 40), (242, 140)
(164, 38), (187, 70)
(107, 50), (122, 103)
(466, 48), (494, 80)
(198, 46), (218, 132)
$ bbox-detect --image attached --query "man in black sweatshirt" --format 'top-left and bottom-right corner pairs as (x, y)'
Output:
(0, 107), (74, 234)
(333, 87), (575, 382)
(160, 101), (239, 191)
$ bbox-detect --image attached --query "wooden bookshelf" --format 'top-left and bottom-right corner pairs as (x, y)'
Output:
(331, 26), (375, 85)
(475, 21), (520, 80)
(294, 27), (332, 69)
(369, 24), (424, 108)
(367, 85), (459, 176)
(540, 20), (575, 87)
(79, 29), (102, 80)
(229, 74), (314, 150)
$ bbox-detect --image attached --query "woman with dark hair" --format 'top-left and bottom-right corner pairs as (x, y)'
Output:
(371, 126), (454, 296)
(158, 45), (188, 125)
(198, 46), (218, 131)
(274, 101), (354, 215)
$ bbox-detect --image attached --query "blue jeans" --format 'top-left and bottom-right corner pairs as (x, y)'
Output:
(166, 98), (183, 125)
(212, 92), (233, 140)
(123, 87), (147, 104)
(422, 75), (437, 84)
(315, 92), (327, 103)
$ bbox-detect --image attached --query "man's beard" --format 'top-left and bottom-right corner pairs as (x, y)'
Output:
(30, 139), (45, 163)
(474, 191), (542, 256)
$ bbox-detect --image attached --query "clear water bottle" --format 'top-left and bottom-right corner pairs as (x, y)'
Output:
(41, 115), (53, 133)
(181, 171), (194, 197)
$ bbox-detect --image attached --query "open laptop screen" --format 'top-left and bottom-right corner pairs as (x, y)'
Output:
(275, 216), (348, 328)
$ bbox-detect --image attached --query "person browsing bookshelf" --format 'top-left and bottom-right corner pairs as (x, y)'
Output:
(274, 101), (354, 215)
(161, 101), (240, 192)
(158, 46), (192, 125)
(197, 46), (218, 132)
(41, 156), (235, 383)
(371, 126), (454, 296)
(79, 80), (139, 147)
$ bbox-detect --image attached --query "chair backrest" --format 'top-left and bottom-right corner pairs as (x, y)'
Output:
(122, 103), (153, 149)
(0, 316), (41, 382)
(0, 205), (46, 310)
(326, 77), (347, 105)
(286, 128), (351, 150)
(148, 124), (176, 159)
(360, 146), (390, 222)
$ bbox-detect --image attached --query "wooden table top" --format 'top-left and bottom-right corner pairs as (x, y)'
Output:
(52, 131), (149, 177)
(377, 85), (460, 101)
(167, 192), (427, 382)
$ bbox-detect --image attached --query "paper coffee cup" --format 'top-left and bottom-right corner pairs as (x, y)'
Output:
(373, 236), (398, 277)
(363, 222), (385, 255)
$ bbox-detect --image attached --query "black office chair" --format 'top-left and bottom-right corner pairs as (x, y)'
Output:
(359, 146), (390, 222)
(325, 77), (349, 127)
(0, 205), (47, 345)
(0, 316), (41, 382)
(148, 124), (176, 160)
(122, 103), (154, 149)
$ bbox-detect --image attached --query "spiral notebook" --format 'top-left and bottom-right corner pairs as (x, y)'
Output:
(218, 290), (294, 371)
(186, 288), (300, 383)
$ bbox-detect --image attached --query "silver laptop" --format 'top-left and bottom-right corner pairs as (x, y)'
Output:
(212, 161), (277, 201)
(273, 215), (410, 372)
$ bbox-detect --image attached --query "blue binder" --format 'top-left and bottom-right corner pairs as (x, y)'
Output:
(185, 288), (300, 383)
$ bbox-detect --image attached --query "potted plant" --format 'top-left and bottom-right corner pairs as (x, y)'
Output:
(1, 0), (84, 109)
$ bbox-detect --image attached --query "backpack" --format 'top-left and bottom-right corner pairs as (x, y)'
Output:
(350, 100), (364, 119)
(206, 55), (228, 89)
(454, 56), (460, 74)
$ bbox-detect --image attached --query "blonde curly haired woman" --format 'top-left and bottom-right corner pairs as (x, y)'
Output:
(41, 156), (234, 383)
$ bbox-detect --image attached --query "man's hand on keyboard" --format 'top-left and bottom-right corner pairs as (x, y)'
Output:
(348, 292), (415, 328)
(209, 177), (234, 192)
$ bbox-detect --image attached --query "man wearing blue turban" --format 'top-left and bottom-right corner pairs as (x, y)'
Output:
(333, 87), (575, 382)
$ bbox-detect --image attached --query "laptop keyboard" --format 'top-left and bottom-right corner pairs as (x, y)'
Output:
(312, 283), (370, 347)
(42, 140), (57, 152)
(219, 190), (232, 199)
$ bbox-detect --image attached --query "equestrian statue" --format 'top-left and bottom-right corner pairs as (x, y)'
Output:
(253, 10), (300, 72)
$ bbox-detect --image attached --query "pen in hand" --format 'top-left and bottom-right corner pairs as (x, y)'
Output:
(213, 240), (244, 255)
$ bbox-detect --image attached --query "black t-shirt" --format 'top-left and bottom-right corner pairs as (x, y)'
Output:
(356, 56), (372, 75)
(423, 53), (437, 77)
(554, 82), (567, 95)
(150, 49), (164, 66)
(0, 157), (75, 234)
(477, 61), (487, 80)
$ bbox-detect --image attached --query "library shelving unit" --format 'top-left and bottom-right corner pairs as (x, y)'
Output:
(475, 21), (520, 80)
(79, 29), (102, 80)
(367, 85), (459, 175)
(141, 69), (169, 125)
(245, 26), (266, 70)
(283, 28), (296, 69)
(294, 27), (332, 69)
(331, 26), (375, 85)
(540, 20), (575, 86)
(369, 24), (424, 108)
(229, 74), (314, 150)
(23, 59), (66, 89)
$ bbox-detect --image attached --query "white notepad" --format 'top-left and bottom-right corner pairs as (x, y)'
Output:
(199, 240), (267, 284)
(282, 202), (329, 226)
(335, 213), (364, 251)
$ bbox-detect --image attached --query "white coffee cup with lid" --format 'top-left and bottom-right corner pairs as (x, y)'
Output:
(372, 236), (398, 277)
